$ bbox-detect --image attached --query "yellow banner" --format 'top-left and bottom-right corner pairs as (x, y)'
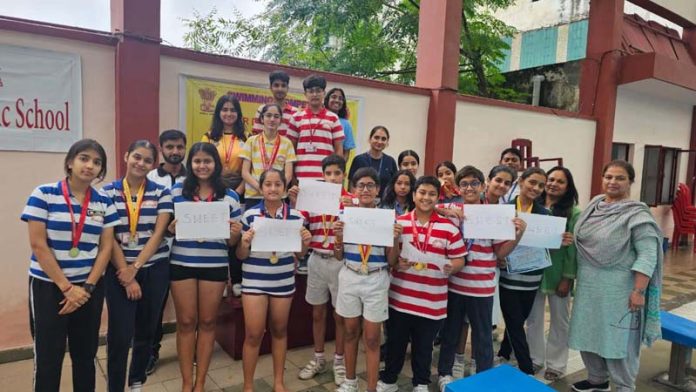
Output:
(184, 77), (360, 158)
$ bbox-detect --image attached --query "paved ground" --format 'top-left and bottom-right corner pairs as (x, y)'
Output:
(2, 247), (695, 391)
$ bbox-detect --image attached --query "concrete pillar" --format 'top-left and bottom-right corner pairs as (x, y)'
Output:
(414, 0), (462, 174)
(578, 0), (624, 196)
(111, 0), (161, 176)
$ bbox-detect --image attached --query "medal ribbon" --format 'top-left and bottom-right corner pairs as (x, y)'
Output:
(193, 190), (214, 202)
(516, 197), (533, 213)
(359, 244), (372, 271)
(61, 180), (91, 252)
(122, 179), (146, 238)
(259, 134), (282, 170)
(321, 214), (335, 245)
(222, 134), (236, 163)
(261, 202), (288, 220)
(409, 211), (436, 253)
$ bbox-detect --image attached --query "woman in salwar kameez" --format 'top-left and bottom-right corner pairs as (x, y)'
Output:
(569, 160), (663, 392)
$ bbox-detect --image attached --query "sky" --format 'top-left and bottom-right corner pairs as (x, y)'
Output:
(0, 0), (267, 47)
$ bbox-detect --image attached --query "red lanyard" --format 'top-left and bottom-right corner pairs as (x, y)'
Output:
(222, 134), (236, 163)
(61, 180), (91, 250)
(121, 179), (147, 236)
(259, 134), (281, 170)
(193, 190), (214, 202)
(409, 211), (435, 253)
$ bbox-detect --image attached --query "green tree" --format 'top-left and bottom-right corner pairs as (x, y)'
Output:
(182, 0), (519, 99)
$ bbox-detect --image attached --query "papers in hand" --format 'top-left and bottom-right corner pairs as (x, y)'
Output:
(251, 217), (303, 253)
(517, 212), (567, 249)
(461, 204), (516, 240)
(296, 179), (342, 216)
(342, 207), (395, 247)
(400, 241), (449, 271)
(175, 201), (230, 241)
(506, 245), (551, 274)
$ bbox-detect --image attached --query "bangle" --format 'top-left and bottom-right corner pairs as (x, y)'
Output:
(632, 288), (646, 295)
(62, 285), (73, 294)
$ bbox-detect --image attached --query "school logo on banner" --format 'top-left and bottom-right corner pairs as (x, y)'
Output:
(0, 44), (82, 152)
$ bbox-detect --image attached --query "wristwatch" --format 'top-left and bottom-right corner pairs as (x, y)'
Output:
(83, 283), (96, 294)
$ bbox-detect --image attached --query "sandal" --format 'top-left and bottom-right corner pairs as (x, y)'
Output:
(544, 369), (562, 381)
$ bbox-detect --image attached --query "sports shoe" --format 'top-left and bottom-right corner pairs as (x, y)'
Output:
(376, 380), (399, 392)
(129, 382), (143, 392)
(333, 360), (346, 385)
(452, 357), (466, 378)
(413, 385), (430, 392)
(145, 355), (158, 375)
(571, 380), (611, 392)
(532, 363), (544, 374)
(298, 358), (327, 380)
(438, 375), (454, 391)
(336, 379), (358, 392)
(467, 359), (477, 376)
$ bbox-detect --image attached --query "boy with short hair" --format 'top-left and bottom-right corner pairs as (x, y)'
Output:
(334, 167), (401, 392)
(288, 74), (345, 180)
(252, 70), (297, 137)
(436, 166), (526, 391)
(289, 154), (351, 386)
(378, 176), (467, 392)
(499, 147), (523, 203)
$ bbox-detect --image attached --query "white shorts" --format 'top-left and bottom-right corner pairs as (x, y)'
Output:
(305, 251), (343, 307)
(336, 266), (390, 323)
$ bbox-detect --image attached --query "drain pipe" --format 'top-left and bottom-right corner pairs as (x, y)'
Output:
(531, 75), (545, 106)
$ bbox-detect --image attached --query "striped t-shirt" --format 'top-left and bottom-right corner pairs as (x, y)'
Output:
(389, 212), (467, 320)
(251, 103), (298, 137)
(301, 188), (352, 254)
(21, 181), (121, 283)
(287, 107), (344, 179)
(101, 179), (174, 268)
(240, 202), (306, 296)
(449, 239), (504, 297)
(169, 182), (241, 268)
(343, 243), (387, 270)
(239, 133), (296, 199)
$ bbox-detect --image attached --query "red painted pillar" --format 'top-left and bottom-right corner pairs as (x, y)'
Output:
(578, 0), (624, 196)
(414, 0), (462, 174)
(682, 29), (696, 198)
(111, 0), (161, 176)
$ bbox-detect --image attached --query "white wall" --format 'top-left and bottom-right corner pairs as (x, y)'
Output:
(159, 56), (431, 176)
(453, 100), (596, 206)
(493, 0), (589, 32)
(613, 86), (694, 238)
(0, 30), (115, 350)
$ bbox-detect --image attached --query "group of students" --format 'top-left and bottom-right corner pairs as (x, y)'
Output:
(21, 69), (652, 392)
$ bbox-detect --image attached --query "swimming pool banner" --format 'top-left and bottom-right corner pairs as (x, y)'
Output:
(0, 44), (82, 152)
(182, 76), (360, 152)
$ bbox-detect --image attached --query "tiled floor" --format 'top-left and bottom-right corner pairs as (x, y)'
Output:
(2, 247), (696, 391)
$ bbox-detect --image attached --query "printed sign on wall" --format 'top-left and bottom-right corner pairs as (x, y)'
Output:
(0, 44), (82, 152)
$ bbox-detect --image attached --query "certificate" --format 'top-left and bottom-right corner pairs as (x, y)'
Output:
(518, 213), (567, 249)
(506, 245), (552, 274)
(342, 207), (395, 247)
(400, 241), (449, 271)
(296, 179), (342, 216)
(175, 201), (229, 241)
(461, 204), (516, 240)
(251, 218), (303, 253)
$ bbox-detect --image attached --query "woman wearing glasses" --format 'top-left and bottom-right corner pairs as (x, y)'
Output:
(568, 160), (663, 392)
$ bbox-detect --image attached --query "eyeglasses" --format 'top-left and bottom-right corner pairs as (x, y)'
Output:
(459, 181), (482, 189)
(609, 310), (640, 330)
(355, 183), (377, 191)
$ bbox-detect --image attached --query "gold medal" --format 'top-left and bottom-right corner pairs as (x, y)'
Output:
(414, 262), (425, 271)
(69, 247), (80, 258)
(322, 237), (330, 248)
(270, 253), (279, 264)
(361, 263), (369, 275)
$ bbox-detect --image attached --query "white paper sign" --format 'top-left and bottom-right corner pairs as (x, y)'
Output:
(296, 179), (342, 216)
(518, 213), (567, 249)
(342, 207), (394, 247)
(461, 204), (516, 240)
(251, 218), (303, 252)
(400, 241), (449, 271)
(506, 245), (552, 273)
(0, 44), (82, 152)
(175, 202), (230, 241)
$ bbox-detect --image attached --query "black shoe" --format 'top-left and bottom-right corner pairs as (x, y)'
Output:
(145, 356), (158, 376)
(571, 380), (610, 392)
